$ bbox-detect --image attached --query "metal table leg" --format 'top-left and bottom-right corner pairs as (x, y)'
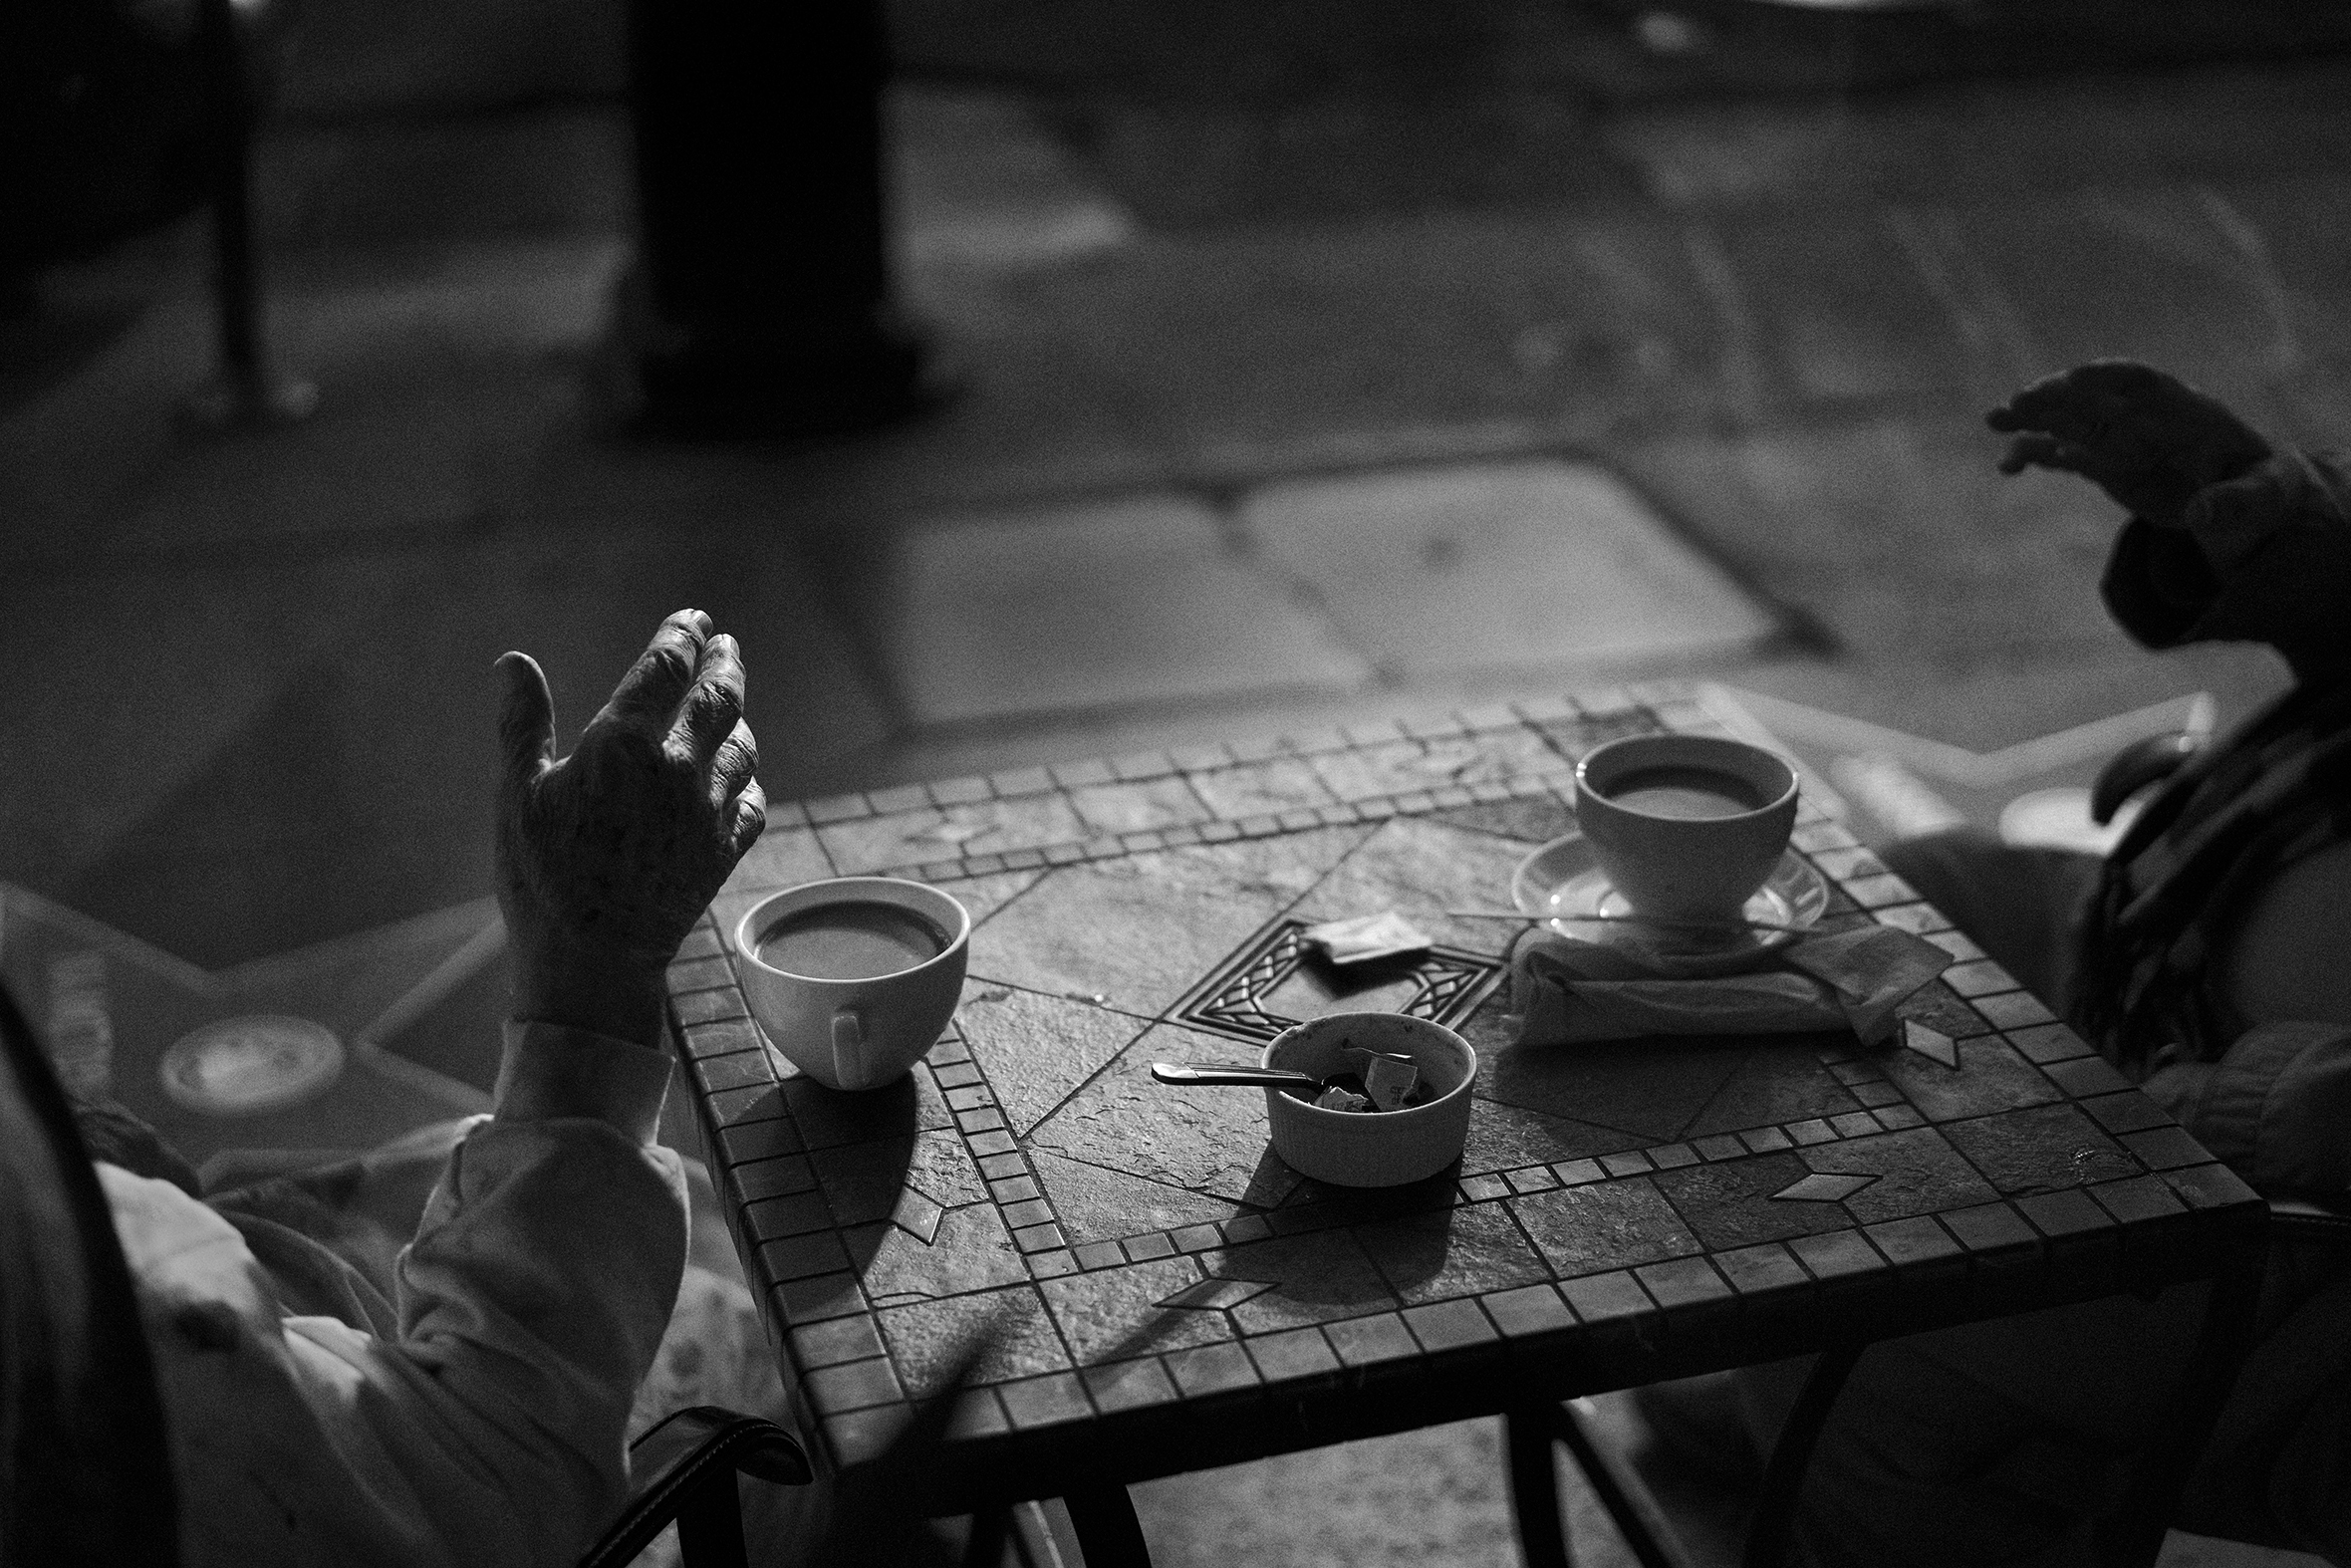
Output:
(1064, 1485), (1152, 1568)
(1740, 1343), (1862, 1568)
(1507, 1406), (1573, 1568)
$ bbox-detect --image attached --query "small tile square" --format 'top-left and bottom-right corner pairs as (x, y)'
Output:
(1695, 1135), (1747, 1162)
(1072, 1241), (1125, 1270)
(1028, 1249), (1080, 1280)
(1000, 1198), (1055, 1230)
(1712, 1242), (1810, 1298)
(1737, 1126), (1795, 1154)
(2042, 1055), (2132, 1099)
(1220, 1215), (1274, 1245)
(2016, 1188), (2117, 1241)
(945, 1389), (1011, 1440)
(683, 1018), (763, 1059)
(2121, 1127), (2211, 1172)
(1600, 1150), (1656, 1177)
(1173, 1224), (1224, 1253)
(1168, 1341), (1260, 1396)
(805, 1356), (904, 1415)
(760, 1231), (853, 1282)
(931, 1061), (984, 1090)
(998, 1372), (1093, 1430)
(1828, 1112), (1880, 1139)
(955, 1108), (1008, 1135)
(1872, 1105), (1924, 1131)
(977, 1152), (1029, 1181)
(1123, 1232), (1176, 1262)
(1084, 1358), (1181, 1413)
(718, 1119), (803, 1163)
(990, 1176), (1043, 1204)
(1648, 1144), (1699, 1170)
(695, 1050), (775, 1095)
(944, 1085), (995, 1113)
(1942, 959), (2020, 998)
(804, 793), (872, 825)
(2070, 1097), (2166, 1147)
(1634, 1256), (1731, 1312)
(1871, 902), (1954, 935)
(733, 1155), (817, 1202)
(2161, 1164), (2261, 1211)
(1243, 1326), (1343, 1382)
(1012, 1222), (1068, 1253)
(1976, 991), (2058, 1030)
(2089, 1175), (2188, 1225)
(1557, 1271), (1655, 1327)
(1550, 1159), (1605, 1186)
(773, 1272), (864, 1325)
(927, 775), (993, 806)
(2005, 1023), (2092, 1064)
(1786, 1229), (1883, 1282)
(792, 1314), (886, 1369)
(968, 1131), (1018, 1159)
(1459, 1174), (1512, 1202)
(1849, 1082), (1904, 1109)
(1506, 1166), (1562, 1194)
(823, 1406), (914, 1467)
(744, 1190), (834, 1242)
(1863, 1215), (1962, 1272)
(1404, 1298), (1498, 1353)
(1941, 1201), (2040, 1259)
(1785, 1119), (1838, 1147)
(672, 987), (750, 1025)
(1325, 1313), (1422, 1368)
(1482, 1283), (1575, 1337)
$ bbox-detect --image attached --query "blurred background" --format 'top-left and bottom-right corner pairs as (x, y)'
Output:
(4, 1), (2347, 1562)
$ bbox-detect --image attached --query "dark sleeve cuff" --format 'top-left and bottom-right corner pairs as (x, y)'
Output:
(492, 1020), (674, 1145)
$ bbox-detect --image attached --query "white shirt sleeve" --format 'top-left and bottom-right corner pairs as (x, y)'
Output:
(109, 1020), (689, 1568)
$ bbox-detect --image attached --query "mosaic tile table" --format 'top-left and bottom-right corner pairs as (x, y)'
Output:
(663, 684), (2266, 1563)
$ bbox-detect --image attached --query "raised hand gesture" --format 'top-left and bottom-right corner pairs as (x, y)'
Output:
(1987, 360), (2272, 530)
(494, 610), (764, 1043)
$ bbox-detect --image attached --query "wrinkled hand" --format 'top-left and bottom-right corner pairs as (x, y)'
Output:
(1987, 360), (2271, 529)
(495, 610), (764, 1039)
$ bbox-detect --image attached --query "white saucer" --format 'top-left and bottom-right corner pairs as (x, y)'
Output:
(1508, 831), (1829, 977)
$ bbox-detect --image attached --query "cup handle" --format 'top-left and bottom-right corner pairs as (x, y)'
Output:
(831, 1008), (864, 1091)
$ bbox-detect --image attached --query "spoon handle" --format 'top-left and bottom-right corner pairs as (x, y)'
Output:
(1152, 1062), (1319, 1089)
(1446, 908), (1789, 934)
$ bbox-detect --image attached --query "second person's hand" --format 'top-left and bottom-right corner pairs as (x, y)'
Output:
(1987, 360), (2271, 529)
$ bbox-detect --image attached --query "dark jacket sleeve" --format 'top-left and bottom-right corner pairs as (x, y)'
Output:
(2102, 452), (2351, 682)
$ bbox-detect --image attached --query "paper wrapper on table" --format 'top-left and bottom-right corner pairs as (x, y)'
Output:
(1506, 924), (1954, 1047)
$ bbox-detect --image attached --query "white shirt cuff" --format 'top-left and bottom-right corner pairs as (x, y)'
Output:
(492, 1019), (674, 1145)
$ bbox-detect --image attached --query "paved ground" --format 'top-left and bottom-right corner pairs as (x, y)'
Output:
(4, 5), (2345, 1563)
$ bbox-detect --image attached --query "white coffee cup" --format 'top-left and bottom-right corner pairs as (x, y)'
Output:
(733, 878), (970, 1092)
(1573, 734), (1800, 921)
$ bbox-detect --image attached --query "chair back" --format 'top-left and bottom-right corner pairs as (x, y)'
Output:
(0, 982), (179, 1566)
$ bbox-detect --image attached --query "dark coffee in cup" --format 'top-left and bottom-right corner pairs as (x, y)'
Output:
(1602, 765), (1766, 820)
(755, 901), (947, 980)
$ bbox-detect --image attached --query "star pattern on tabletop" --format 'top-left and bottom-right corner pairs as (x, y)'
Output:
(1903, 1019), (1960, 1069)
(1770, 1172), (1878, 1203)
(0, 883), (503, 1165)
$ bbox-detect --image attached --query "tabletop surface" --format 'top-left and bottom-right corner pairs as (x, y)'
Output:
(664, 684), (2264, 1505)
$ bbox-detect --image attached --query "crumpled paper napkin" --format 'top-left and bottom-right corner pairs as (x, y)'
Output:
(1506, 923), (1954, 1047)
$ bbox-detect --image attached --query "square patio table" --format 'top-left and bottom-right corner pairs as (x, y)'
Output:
(663, 683), (2268, 1566)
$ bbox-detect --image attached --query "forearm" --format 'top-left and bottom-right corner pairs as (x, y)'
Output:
(2140, 1020), (2351, 1193)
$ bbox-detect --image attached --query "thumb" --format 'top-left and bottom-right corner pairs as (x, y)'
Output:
(494, 652), (558, 779)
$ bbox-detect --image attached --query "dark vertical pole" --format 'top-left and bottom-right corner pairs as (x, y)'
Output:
(185, 0), (313, 431)
(623, 0), (941, 436)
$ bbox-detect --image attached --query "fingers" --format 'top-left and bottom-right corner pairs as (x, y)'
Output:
(729, 780), (768, 857)
(673, 633), (747, 764)
(1996, 432), (2093, 477)
(494, 652), (558, 782)
(603, 609), (713, 733)
(709, 717), (758, 809)
(1986, 359), (2169, 436)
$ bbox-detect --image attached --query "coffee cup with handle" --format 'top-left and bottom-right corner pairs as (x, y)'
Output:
(1572, 734), (1800, 923)
(734, 877), (970, 1092)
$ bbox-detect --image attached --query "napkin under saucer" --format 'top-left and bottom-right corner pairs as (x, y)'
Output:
(1506, 923), (1954, 1047)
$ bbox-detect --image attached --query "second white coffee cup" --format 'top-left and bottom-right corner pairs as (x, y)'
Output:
(733, 878), (970, 1092)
